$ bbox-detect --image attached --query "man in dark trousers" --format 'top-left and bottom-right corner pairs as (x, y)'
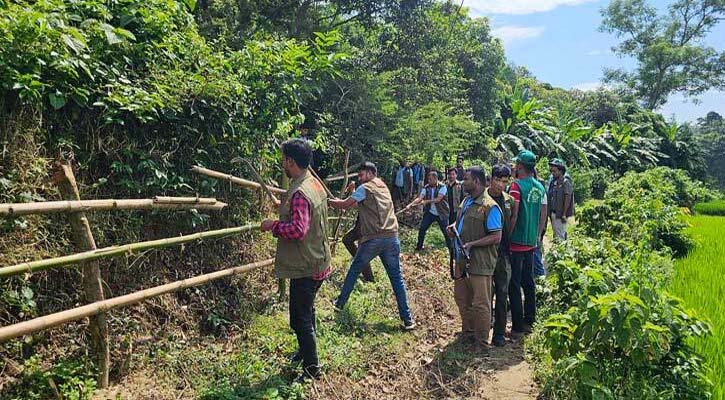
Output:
(446, 167), (465, 225)
(261, 139), (331, 382)
(403, 170), (452, 253)
(507, 150), (547, 336)
(329, 162), (416, 330)
(487, 164), (515, 347)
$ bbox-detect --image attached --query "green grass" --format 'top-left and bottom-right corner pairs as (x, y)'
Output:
(693, 200), (725, 216)
(671, 215), (725, 399)
(154, 245), (422, 399)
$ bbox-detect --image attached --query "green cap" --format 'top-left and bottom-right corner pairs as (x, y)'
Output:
(549, 158), (566, 169)
(514, 150), (536, 167)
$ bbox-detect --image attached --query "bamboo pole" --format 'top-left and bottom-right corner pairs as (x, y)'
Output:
(191, 166), (286, 195)
(240, 159), (280, 205)
(0, 197), (227, 217)
(325, 172), (356, 183)
(0, 259), (274, 343)
(330, 151), (351, 255)
(52, 163), (110, 388)
(0, 225), (257, 278)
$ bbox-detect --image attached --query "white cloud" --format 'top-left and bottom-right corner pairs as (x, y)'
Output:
(586, 49), (612, 56)
(571, 81), (605, 91)
(491, 25), (546, 45)
(467, 0), (596, 16)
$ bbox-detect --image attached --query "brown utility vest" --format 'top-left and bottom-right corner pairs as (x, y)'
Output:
(274, 169), (331, 279)
(456, 189), (500, 276)
(423, 182), (450, 221)
(357, 177), (398, 243)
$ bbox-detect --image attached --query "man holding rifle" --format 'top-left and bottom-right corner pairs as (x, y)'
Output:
(260, 139), (331, 382)
(447, 167), (503, 354)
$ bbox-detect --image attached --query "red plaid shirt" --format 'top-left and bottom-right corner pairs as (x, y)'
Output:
(272, 191), (331, 280)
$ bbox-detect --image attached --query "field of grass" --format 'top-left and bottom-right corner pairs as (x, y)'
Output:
(671, 215), (725, 399)
(693, 199), (725, 216)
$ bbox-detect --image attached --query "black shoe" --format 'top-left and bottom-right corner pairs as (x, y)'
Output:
(492, 336), (505, 347)
(294, 365), (320, 384)
(288, 351), (303, 364)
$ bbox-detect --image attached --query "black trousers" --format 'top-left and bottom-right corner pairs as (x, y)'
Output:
(342, 218), (375, 282)
(290, 277), (323, 371)
(417, 211), (452, 255)
(508, 250), (536, 332)
(492, 255), (511, 338)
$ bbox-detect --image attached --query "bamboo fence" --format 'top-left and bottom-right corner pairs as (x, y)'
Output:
(191, 166), (286, 194)
(0, 259), (274, 343)
(0, 225), (257, 278)
(0, 197), (227, 217)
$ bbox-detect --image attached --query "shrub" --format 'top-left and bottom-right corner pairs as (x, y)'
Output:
(605, 167), (715, 209)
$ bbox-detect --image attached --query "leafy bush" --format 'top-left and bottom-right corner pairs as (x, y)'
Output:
(5, 356), (97, 400)
(543, 287), (711, 400)
(605, 167), (715, 209)
(532, 167), (712, 399)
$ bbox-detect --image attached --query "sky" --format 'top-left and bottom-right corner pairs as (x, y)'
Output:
(464, 0), (725, 122)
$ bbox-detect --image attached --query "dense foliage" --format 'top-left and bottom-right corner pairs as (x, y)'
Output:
(532, 169), (714, 399)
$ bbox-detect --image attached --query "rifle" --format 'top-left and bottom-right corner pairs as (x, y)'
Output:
(450, 226), (470, 280)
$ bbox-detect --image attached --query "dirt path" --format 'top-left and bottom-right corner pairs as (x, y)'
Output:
(310, 251), (538, 400)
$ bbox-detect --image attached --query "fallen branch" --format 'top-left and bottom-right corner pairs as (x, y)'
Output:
(0, 224), (257, 278)
(0, 197), (227, 217)
(0, 258), (274, 343)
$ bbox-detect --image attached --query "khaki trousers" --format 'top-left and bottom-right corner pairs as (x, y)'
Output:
(454, 274), (493, 345)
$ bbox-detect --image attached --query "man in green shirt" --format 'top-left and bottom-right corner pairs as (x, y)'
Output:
(507, 150), (547, 335)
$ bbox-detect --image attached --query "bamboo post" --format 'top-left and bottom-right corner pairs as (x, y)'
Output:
(330, 151), (351, 255)
(277, 168), (289, 302)
(191, 166), (286, 195)
(0, 225), (256, 278)
(52, 162), (110, 388)
(0, 259), (274, 343)
(0, 197), (227, 217)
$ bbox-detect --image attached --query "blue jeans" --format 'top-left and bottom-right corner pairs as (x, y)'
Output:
(533, 246), (546, 277)
(416, 211), (452, 255)
(335, 236), (413, 323)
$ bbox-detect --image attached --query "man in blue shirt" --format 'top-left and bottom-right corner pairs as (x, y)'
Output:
(447, 167), (502, 353)
(403, 171), (452, 253)
(392, 160), (413, 207)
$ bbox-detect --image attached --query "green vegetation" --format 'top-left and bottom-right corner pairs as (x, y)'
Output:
(531, 169), (713, 399)
(694, 200), (725, 216)
(671, 216), (725, 399)
(1, 0), (724, 398)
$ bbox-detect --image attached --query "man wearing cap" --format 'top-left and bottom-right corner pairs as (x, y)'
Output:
(260, 138), (331, 382)
(447, 166), (502, 354)
(508, 150), (547, 336)
(329, 162), (416, 330)
(548, 159), (574, 241)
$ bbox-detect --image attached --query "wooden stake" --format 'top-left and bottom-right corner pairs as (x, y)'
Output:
(52, 162), (110, 388)
(0, 225), (257, 278)
(0, 259), (274, 343)
(0, 197), (227, 217)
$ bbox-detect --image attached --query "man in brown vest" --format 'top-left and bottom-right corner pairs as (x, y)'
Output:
(260, 139), (331, 382)
(328, 162), (416, 330)
(447, 167), (503, 354)
(404, 170), (452, 253)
